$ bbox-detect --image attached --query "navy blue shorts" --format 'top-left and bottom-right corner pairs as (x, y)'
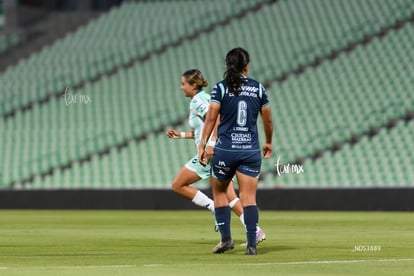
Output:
(211, 148), (262, 180)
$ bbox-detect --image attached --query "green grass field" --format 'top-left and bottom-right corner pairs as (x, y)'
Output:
(0, 210), (413, 275)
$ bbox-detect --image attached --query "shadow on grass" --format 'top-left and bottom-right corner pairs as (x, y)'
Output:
(257, 245), (297, 255)
(190, 240), (297, 255)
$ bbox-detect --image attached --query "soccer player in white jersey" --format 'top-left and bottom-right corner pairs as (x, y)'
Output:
(166, 69), (265, 243)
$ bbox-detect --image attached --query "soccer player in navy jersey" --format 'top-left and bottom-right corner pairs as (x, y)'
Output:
(199, 48), (273, 255)
(166, 69), (266, 243)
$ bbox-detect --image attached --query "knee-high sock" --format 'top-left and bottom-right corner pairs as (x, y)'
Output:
(215, 206), (231, 242)
(244, 205), (258, 247)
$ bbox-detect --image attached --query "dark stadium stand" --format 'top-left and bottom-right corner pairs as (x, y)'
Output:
(0, 0), (413, 209)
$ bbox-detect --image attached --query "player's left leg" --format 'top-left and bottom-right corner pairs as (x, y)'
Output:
(211, 175), (234, 253)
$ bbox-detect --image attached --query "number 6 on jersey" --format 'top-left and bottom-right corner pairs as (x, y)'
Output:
(237, 100), (247, 127)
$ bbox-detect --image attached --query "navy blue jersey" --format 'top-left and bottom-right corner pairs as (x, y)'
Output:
(210, 77), (269, 152)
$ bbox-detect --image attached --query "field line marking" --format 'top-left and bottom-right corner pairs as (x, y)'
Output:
(238, 258), (414, 266)
(0, 265), (136, 270)
(69, 265), (137, 269)
(143, 258), (414, 267)
(0, 267), (8, 270)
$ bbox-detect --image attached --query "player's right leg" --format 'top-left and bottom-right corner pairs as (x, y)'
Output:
(236, 171), (259, 255)
(226, 181), (266, 245)
(171, 164), (214, 212)
(235, 150), (262, 255)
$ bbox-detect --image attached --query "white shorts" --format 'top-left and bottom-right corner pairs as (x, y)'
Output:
(184, 154), (211, 180)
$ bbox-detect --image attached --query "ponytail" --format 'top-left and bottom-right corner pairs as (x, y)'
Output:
(224, 47), (249, 95)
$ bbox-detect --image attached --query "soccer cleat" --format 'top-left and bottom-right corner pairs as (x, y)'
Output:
(256, 229), (266, 245)
(240, 229), (266, 247)
(245, 246), (257, 255)
(212, 240), (234, 254)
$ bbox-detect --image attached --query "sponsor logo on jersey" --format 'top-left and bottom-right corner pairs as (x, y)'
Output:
(218, 170), (226, 175)
(231, 133), (252, 143)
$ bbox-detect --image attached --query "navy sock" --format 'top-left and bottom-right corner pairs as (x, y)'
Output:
(244, 205), (258, 247)
(215, 206), (231, 242)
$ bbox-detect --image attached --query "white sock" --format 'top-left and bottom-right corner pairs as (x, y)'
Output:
(239, 213), (261, 232)
(192, 191), (214, 212)
(239, 213), (246, 228)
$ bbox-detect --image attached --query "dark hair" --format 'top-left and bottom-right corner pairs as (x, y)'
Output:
(182, 69), (208, 90)
(224, 47), (249, 95)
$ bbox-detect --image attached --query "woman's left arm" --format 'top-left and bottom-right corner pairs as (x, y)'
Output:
(260, 105), (273, 158)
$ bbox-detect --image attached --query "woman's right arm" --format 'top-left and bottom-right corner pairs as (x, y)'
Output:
(166, 129), (194, 139)
(198, 103), (220, 165)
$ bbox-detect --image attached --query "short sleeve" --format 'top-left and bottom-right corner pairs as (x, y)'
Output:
(210, 83), (223, 105)
(191, 96), (209, 117)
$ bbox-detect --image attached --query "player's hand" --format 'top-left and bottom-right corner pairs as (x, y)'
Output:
(198, 146), (207, 167)
(204, 145), (214, 164)
(262, 143), (272, 159)
(166, 129), (180, 139)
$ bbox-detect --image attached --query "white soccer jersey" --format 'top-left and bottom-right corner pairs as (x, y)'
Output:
(188, 90), (210, 147)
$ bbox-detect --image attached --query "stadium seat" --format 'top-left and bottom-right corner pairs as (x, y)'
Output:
(1, 0), (414, 189)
